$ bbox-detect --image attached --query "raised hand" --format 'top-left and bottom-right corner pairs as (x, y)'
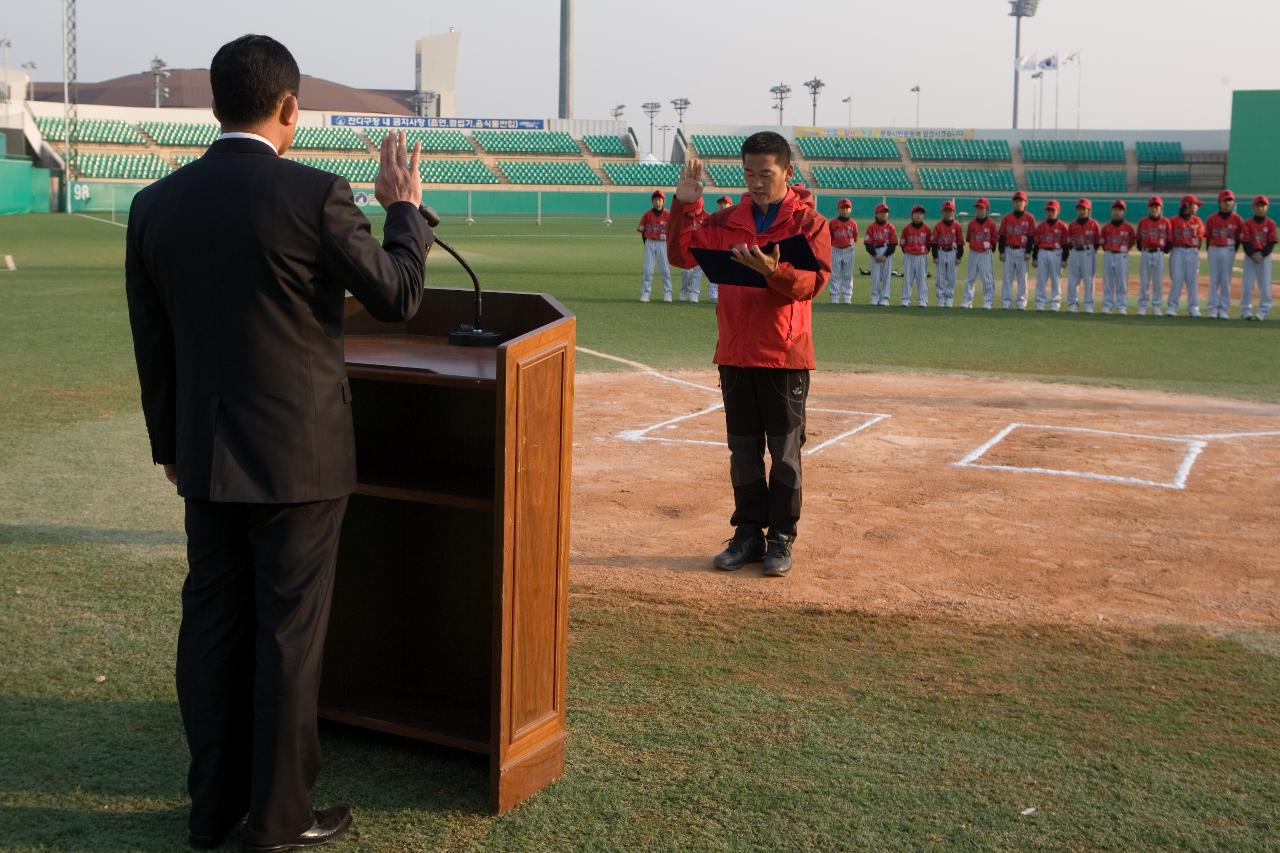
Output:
(374, 131), (423, 210)
(675, 157), (705, 204)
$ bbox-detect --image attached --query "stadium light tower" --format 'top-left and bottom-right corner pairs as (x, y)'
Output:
(658, 124), (673, 159)
(1009, 0), (1039, 129)
(769, 83), (791, 126)
(841, 95), (852, 129)
(62, 0), (78, 215)
(671, 97), (690, 126)
(641, 101), (661, 154)
(21, 61), (36, 101)
(558, 0), (573, 118)
(803, 77), (824, 126)
(611, 103), (625, 121)
(149, 56), (170, 109)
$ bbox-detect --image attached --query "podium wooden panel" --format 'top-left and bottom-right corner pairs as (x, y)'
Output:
(318, 288), (575, 813)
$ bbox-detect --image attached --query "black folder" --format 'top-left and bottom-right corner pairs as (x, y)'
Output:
(690, 234), (822, 287)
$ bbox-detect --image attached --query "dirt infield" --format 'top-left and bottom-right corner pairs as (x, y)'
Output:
(570, 366), (1280, 629)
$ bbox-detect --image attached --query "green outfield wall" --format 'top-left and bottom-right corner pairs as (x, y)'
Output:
(1227, 90), (1280, 198)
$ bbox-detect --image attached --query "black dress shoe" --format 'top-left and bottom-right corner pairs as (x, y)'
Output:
(242, 807), (352, 852)
(762, 531), (794, 577)
(190, 815), (247, 849)
(713, 527), (766, 571)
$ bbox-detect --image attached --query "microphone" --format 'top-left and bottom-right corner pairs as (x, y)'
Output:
(418, 205), (506, 347)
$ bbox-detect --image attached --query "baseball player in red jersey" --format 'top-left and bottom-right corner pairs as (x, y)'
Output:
(900, 205), (931, 307)
(1135, 196), (1172, 315)
(637, 190), (673, 302)
(1166, 194), (1205, 317)
(1066, 198), (1102, 312)
(999, 190), (1036, 309)
(1239, 195), (1276, 320)
(827, 198), (859, 304)
(1100, 200), (1136, 314)
(864, 203), (897, 306)
(1032, 199), (1070, 310)
(964, 198), (999, 308)
(931, 200), (964, 307)
(1204, 189), (1244, 319)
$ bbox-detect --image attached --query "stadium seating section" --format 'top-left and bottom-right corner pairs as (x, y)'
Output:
(75, 153), (171, 179)
(36, 117), (143, 145)
(706, 163), (808, 187)
(796, 136), (899, 160)
(1138, 166), (1191, 186)
(287, 157), (378, 182)
(811, 166), (912, 190)
(419, 159), (499, 184)
(907, 138), (1011, 161)
(141, 121), (220, 147)
(1026, 169), (1127, 193)
(583, 134), (629, 155)
(918, 168), (1016, 192)
(500, 160), (602, 185)
(690, 135), (748, 158)
(472, 130), (579, 154)
(602, 162), (681, 186)
(290, 127), (365, 150)
(363, 128), (474, 153)
(1020, 139), (1124, 163)
(1135, 141), (1184, 163)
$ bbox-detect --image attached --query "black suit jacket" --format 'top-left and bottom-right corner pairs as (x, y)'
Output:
(126, 137), (430, 503)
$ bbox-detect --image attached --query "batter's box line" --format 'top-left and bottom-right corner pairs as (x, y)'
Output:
(619, 405), (890, 458)
(954, 422), (1208, 491)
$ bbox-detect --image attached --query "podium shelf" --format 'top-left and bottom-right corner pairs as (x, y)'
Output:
(320, 703), (490, 755)
(354, 481), (494, 512)
(345, 335), (497, 387)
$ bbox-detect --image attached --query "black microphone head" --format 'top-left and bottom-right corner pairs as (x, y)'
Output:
(418, 205), (441, 228)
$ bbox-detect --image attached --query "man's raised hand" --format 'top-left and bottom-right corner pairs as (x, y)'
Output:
(374, 131), (423, 210)
(675, 157), (705, 204)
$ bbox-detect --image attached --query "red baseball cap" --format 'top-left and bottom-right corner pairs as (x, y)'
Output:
(874, 202), (890, 213)
(911, 204), (926, 214)
(651, 189), (665, 199)
(838, 198), (852, 208)
(1218, 189), (1235, 203)
(1147, 195), (1163, 206)
(1012, 191), (1027, 201)
(1112, 199), (1127, 210)
(1180, 194), (1202, 206)
(1075, 198), (1092, 210)
(716, 195), (733, 204)
(974, 197), (990, 208)
(941, 200), (956, 211)
(1254, 195), (1270, 206)
(1045, 199), (1060, 211)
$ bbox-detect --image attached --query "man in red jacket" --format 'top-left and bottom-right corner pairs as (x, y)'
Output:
(669, 131), (831, 577)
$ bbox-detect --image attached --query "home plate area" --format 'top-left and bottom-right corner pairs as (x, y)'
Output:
(570, 368), (1280, 629)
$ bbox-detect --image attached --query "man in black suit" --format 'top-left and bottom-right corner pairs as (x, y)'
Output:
(125, 35), (430, 852)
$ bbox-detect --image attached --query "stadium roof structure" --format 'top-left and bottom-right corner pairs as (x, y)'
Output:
(31, 69), (416, 115)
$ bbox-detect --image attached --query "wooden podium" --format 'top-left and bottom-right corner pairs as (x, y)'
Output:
(318, 288), (575, 814)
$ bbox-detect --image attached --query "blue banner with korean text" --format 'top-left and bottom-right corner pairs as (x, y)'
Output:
(329, 115), (545, 130)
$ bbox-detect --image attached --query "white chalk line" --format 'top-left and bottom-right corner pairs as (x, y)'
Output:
(578, 345), (719, 393)
(1184, 430), (1280, 440)
(72, 212), (127, 229)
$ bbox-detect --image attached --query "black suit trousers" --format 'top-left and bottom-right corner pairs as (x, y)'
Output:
(176, 496), (348, 846)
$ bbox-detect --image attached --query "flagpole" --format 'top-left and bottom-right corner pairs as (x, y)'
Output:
(1054, 56), (1060, 136)
(1076, 52), (1082, 139)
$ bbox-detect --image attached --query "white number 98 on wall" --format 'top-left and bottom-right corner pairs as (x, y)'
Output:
(72, 183), (91, 202)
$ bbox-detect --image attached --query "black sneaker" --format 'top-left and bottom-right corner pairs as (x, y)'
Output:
(713, 528), (765, 571)
(762, 532), (795, 577)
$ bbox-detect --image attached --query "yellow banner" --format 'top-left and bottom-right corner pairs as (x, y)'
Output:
(795, 126), (975, 140)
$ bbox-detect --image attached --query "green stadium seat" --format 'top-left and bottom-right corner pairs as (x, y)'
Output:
(74, 152), (171, 179)
(690, 134), (748, 158)
(289, 126), (365, 151)
(707, 163), (808, 188)
(907, 138), (1011, 162)
(583, 134), (630, 156)
(363, 128), (474, 153)
(1135, 141), (1184, 163)
(472, 130), (579, 155)
(918, 168), (1016, 191)
(1137, 166), (1191, 187)
(286, 156), (379, 182)
(1020, 139), (1124, 163)
(811, 166), (912, 190)
(499, 160), (602, 185)
(418, 159), (499, 184)
(602, 162), (681, 186)
(1025, 169), (1126, 193)
(36, 117), (144, 145)
(140, 121), (220, 147)
(795, 136), (899, 160)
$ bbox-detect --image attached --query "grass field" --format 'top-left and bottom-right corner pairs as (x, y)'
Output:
(1, 212), (1277, 851)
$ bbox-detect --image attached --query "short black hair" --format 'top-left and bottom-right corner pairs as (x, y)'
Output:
(741, 131), (791, 168)
(210, 35), (300, 126)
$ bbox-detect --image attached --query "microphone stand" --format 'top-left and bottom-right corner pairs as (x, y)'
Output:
(419, 205), (506, 347)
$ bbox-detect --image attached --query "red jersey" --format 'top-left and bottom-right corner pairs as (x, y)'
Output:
(828, 216), (859, 249)
(931, 219), (964, 251)
(1068, 217), (1102, 250)
(900, 221), (931, 255)
(1169, 214), (1204, 248)
(638, 209), (669, 241)
(1033, 219), (1069, 251)
(1101, 220), (1136, 253)
(966, 217), (999, 252)
(999, 210), (1036, 250)
(1136, 216), (1172, 251)
(1239, 216), (1278, 254)
(864, 220), (897, 248)
(1204, 211), (1244, 248)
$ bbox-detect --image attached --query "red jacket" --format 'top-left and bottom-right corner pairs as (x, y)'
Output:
(669, 186), (831, 370)
(1204, 211), (1244, 248)
(1033, 219), (1069, 251)
(999, 210), (1036, 250)
(638, 209), (669, 241)
(1101, 221), (1136, 253)
(1169, 213), (1204, 248)
(900, 222), (931, 255)
(1136, 216), (1173, 251)
(828, 216), (859, 249)
(966, 217), (999, 252)
(1067, 218), (1101, 250)
(1240, 216), (1277, 256)
(931, 220), (964, 251)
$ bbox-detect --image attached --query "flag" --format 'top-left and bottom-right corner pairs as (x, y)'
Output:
(910, 85), (920, 93)
(1020, 53), (1039, 72)
(1062, 51), (1080, 66)
(1039, 54), (1059, 71)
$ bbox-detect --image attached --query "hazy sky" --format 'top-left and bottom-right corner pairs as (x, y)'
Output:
(6, 0), (1276, 130)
